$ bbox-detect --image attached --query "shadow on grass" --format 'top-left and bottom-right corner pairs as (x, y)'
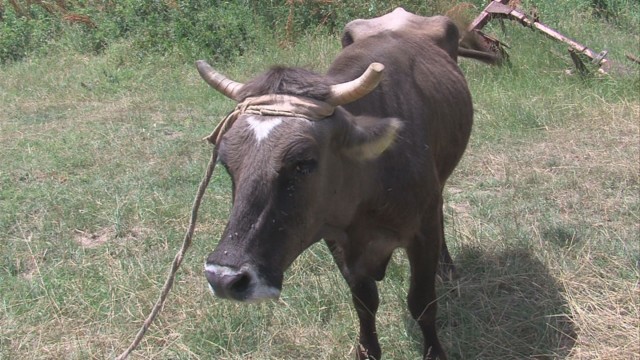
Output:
(406, 246), (577, 359)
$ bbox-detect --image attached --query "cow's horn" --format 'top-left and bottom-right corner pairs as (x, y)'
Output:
(196, 60), (244, 101)
(327, 62), (385, 106)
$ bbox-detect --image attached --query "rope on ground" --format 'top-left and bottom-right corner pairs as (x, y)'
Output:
(116, 145), (219, 360)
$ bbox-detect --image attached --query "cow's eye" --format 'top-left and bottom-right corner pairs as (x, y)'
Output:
(294, 159), (317, 175)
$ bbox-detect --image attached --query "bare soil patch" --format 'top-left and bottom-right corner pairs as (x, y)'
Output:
(73, 226), (148, 248)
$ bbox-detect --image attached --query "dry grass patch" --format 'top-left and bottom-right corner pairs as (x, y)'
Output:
(562, 265), (639, 358)
(444, 97), (639, 358)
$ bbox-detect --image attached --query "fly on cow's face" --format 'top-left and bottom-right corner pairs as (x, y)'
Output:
(280, 137), (319, 177)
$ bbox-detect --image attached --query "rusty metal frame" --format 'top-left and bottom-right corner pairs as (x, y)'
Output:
(468, 0), (611, 73)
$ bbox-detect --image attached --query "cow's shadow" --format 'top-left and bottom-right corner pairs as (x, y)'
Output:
(403, 246), (577, 359)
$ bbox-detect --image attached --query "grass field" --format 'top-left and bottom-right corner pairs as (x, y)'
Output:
(1, 3), (639, 359)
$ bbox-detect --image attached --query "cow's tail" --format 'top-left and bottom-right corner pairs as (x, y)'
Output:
(458, 47), (502, 65)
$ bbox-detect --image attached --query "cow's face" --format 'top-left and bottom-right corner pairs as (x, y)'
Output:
(195, 60), (395, 302)
(204, 110), (400, 302)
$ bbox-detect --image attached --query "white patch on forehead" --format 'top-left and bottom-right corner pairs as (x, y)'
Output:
(247, 117), (283, 142)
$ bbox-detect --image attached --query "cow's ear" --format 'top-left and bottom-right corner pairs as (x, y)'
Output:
(340, 116), (402, 161)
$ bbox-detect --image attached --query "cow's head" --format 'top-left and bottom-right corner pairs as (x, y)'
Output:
(197, 61), (401, 302)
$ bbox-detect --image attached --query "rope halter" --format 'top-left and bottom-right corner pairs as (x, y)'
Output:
(205, 94), (336, 145)
(196, 60), (385, 145)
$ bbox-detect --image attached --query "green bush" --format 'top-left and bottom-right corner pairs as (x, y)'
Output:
(1, 0), (638, 64)
(169, 1), (263, 61)
(0, 4), (61, 63)
(0, 1), (265, 64)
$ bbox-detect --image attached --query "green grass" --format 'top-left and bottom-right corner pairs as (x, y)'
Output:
(1, 3), (639, 359)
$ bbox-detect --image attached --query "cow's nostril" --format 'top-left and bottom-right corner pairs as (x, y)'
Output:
(229, 272), (251, 295)
(205, 264), (255, 301)
(205, 263), (281, 302)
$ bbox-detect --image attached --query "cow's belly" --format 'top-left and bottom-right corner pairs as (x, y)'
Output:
(318, 222), (408, 280)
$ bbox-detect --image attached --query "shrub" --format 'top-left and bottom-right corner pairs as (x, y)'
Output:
(0, 4), (61, 63)
(1, 0), (638, 64)
(0, 0), (264, 63)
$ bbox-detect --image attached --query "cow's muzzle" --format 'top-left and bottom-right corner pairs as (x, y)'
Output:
(204, 263), (281, 302)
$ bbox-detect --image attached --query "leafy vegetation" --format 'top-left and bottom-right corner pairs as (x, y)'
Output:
(1, 0), (639, 359)
(1, 0), (268, 63)
(4, 0), (636, 64)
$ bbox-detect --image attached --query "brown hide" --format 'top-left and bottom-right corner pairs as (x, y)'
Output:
(202, 9), (473, 360)
(333, 32), (473, 184)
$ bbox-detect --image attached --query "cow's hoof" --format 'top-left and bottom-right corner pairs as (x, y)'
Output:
(356, 342), (380, 360)
(437, 262), (458, 282)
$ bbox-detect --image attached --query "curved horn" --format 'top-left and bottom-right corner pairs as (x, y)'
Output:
(327, 62), (385, 106)
(196, 60), (244, 101)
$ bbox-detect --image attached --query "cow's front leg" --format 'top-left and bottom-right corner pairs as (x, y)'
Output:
(325, 239), (381, 360)
(350, 278), (380, 360)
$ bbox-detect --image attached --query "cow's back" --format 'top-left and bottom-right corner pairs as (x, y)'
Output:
(328, 30), (473, 187)
(342, 8), (460, 61)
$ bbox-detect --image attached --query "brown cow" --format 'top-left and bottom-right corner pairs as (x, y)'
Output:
(199, 9), (473, 360)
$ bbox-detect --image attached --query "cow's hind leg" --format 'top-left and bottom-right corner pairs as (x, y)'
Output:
(407, 201), (447, 360)
(438, 206), (458, 281)
(325, 239), (381, 360)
